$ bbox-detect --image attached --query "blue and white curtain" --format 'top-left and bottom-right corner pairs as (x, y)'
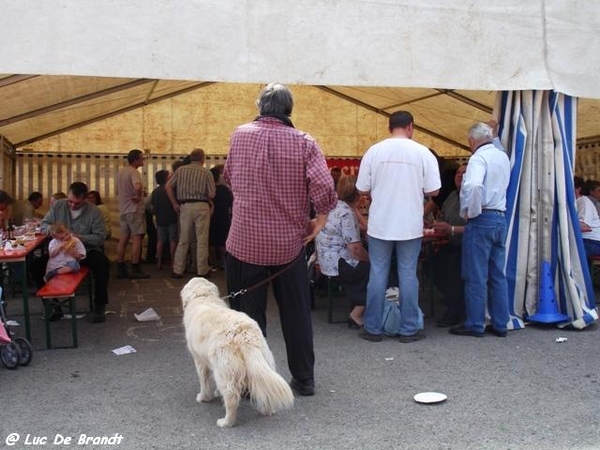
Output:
(497, 90), (597, 329)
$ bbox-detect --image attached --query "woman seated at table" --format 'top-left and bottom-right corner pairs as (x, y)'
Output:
(315, 176), (369, 328)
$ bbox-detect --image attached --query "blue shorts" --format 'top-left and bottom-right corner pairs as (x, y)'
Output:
(157, 223), (178, 243)
(65, 260), (81, 272)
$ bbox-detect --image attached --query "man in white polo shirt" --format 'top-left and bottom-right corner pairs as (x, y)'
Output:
(356, 110), (440, 343)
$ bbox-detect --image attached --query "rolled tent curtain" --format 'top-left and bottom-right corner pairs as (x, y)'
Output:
(497, 90), (598, 330)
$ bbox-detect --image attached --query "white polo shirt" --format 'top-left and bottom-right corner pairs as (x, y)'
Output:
(356, 137), (440, 240)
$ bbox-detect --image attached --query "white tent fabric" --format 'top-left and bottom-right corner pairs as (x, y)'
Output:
(499, 91), (598, 330)
(1, 0), (599, 98)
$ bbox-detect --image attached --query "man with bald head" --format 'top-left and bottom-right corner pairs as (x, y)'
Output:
(166, 148), (215, 278)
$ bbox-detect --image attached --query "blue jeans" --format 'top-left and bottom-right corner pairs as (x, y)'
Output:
(462, 210), (510, 332)
(363, 237), (423, 336)
(582, 238), (600, 258)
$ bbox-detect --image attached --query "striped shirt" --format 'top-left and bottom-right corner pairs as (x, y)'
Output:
(166, 162), (215, 202)
(224, 117), (337, 265)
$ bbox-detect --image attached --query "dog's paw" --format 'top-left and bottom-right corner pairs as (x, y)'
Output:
(197, 392), (214, 403)
(214, 389), (221, 398)
(257, 407), (275, 416)
(217, 418), (234, 428)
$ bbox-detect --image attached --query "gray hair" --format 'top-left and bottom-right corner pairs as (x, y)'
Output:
(256, 83), (294, 116)
(468, 122), (494, 142)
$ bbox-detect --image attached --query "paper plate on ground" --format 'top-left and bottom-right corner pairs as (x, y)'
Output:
(413, 392), (447, 404)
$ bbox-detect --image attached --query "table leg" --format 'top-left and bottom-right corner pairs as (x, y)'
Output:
(21, 260), (30, 341)
(427, 242), (435, 318)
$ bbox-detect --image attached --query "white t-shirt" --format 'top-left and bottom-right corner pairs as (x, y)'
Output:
(46, 236), (87, 272)
(577, 195), (600, 242)
(356, 137), (441, 240)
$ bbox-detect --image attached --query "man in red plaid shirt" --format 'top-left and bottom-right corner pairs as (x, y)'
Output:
(224, 83), (337, 397)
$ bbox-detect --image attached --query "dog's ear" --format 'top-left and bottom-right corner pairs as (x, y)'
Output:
(181, 277), (221, 303)
(181, 293), (189, 309)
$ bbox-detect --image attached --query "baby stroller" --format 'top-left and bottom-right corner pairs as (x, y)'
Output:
(0, 286), (33, 369)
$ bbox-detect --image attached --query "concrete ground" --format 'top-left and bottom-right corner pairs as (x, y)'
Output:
(1, 262), (599, 450)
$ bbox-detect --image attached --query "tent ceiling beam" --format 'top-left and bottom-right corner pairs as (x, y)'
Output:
(317, 86), (469, 151)
(436, 89), (493, 114)
(0, 74), (39, 89)
(0, 78), (154, 127)
(144, 80), (160, 103)
(381, 91), (446, 111)
(16, 81), (216, 147)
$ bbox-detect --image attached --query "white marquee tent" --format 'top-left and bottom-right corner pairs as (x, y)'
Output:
(0, 0), (598, 327)
(0, 0), (599, 156)
(1, 1), (598, 97)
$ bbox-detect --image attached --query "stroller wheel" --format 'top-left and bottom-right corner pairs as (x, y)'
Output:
(14, 338), (33, 366)
(0, 342), (21, 369)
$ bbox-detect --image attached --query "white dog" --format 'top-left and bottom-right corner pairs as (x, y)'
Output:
(181, 277), (294, 428)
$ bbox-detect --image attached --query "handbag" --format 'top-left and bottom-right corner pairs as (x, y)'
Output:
(382, 287), (400, 336)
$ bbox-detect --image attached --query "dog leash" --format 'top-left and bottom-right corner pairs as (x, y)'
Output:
(222, 249), (307, 301)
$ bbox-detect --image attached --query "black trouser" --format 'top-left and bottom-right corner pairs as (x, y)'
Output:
(31, 248), (110, 313)
(82, 250), (110, 311)
(432, 244), (465, 319)
(225, 250), (314, 384)
(144, 211), (157, 262)
(337, 259), (369, 307)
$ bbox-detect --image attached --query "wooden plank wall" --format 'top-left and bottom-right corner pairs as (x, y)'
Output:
(13, 147), (596, 206)
(15, 152), (228, 202)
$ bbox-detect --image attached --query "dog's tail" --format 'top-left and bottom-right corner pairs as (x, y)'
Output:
(243, 345), (294, 415)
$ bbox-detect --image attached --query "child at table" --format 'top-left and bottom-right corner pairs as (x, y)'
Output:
(44, 222), (86, 282)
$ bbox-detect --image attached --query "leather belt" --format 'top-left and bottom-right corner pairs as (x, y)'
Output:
(179, 199), (209, 204)
(482, 209), (504, 214)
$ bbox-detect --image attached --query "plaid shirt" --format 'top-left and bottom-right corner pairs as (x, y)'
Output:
(224, 117), (336, 265)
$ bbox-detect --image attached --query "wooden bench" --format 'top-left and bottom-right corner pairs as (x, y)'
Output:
(35, 266), (92, 349)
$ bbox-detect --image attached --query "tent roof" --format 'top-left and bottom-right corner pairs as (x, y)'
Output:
(1, 1), (599, 150)
(1, 75), (599, 152)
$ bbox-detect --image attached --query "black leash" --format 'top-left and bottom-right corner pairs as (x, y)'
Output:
(222, 249), (306, 301)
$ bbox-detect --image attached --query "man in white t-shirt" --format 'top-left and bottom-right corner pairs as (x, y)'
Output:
(574, 176), (600, 257)
(356, 110), (441, 343)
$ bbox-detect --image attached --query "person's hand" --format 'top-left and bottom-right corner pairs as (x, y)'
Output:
(303, 214), (328, 245)
(303, 220), (320, 245)
(486, 119), (499, 137)
(356, 194), (370, 210)
(432, 220), (451, 236)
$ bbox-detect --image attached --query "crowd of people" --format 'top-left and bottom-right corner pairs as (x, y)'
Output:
(1, 83), (595, 397)
(0, 147), (235, 321)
